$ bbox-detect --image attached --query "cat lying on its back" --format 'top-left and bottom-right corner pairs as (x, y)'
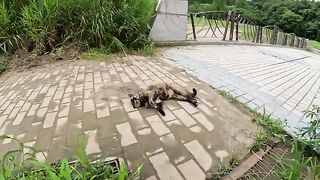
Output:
(129, 82), (198, 116)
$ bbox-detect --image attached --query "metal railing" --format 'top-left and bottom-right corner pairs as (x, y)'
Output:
(189, 10), (309, 49)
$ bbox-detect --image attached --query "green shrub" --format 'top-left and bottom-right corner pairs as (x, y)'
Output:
(0, 0), (155, 54)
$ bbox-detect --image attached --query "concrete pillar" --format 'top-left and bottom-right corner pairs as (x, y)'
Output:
(149, 0), (188, 42)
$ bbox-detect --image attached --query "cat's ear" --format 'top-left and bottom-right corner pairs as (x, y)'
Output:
(128, 94), (134, 99)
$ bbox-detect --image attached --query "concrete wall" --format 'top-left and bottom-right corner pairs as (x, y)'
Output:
(150, 0), (188, 42)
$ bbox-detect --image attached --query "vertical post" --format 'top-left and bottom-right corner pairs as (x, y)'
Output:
(190, 13), (196, 40)
(283, 34), (288, 46)
(289, 33), (295, 47)
(300, 38), (305, 48)
(296, 37), (300, 48)
(229, 11), (235, 41)
(271, 25), (278, 44)
(223, 11), (231, 41)
(304, 39), (309, 49)
(235, 14), (239, 41)
(259, 27), (263, 43)
(252, 26), (257, 43)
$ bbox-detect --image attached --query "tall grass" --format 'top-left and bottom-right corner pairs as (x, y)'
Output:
(0, 0), (155, 54)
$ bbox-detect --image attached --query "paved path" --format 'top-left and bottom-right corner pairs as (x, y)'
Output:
(164, 45), (320, 135)
(0, 55), (257, 179)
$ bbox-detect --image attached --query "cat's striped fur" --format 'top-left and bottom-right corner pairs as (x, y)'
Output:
(129, 82), (198, 116)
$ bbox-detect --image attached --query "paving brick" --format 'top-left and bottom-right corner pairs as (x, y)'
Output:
(43, 112), (57, 128)
(3, 103), (15, 115)
(146, 115), (170, 136)
(95, 102), (110, 118)
(83, 99), (95, 113)
(53, 90), (64, 100)
(12, 112), (26, 126)
(128, 111), (148, 130)
(55, 117), (68, 136)
(0, 115), (8, 128)
(177, 101), (199, 114)
(192, 113), (215, 132)
(115, 122), (138, 147)
(85, 130), (101, 155)
(149, 152), (183, 180)
(184, 140), (212, 171)
(160, 133), (192, 165)
(121, 98), (135, 112)
(41, 96), (52, 108)
(178, 159), (206, 180)
(9, 107), (21, 119)
(172, 109), (196, 127)
(58, 103), (70, 118)
(28, 104), (40, 117)
(160, 109), (176, 122)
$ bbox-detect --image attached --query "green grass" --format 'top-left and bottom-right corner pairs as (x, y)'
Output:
(211, 156), (240, 180)
(81, 49), (110, 60)
(0, 135), (142, 179)
(251, 131), (269, 151)
(309, 40), (320, 50)
(217, 90), (238, 103)
(189, 17), (225, 27)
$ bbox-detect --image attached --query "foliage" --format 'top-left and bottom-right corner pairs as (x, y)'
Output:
(189, 2), (213, 13)
(251, 131), (269, 151)
(0, 0), (155, 54)
(273, 139), (320, 180)
(213, 0), (227, 11)
(0, 135), (142, 179)
(211, 156), (240, 180)
(235, 0), (249, 9)
(300, 105), (320, 153)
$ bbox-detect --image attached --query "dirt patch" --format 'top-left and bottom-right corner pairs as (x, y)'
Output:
(0, 44), (82, 76)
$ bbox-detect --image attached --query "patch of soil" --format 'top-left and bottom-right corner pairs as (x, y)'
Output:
(2, 44), (82, 74)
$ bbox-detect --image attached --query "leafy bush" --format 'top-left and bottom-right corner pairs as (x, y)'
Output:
(0, 135), (142, 179)
(0, 0), (155, 54)
(300, 105), (320, 153)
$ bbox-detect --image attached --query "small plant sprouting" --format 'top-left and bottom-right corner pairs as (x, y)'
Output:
(217, 89), (238, 103)
(251, 131), (269, 151)
(211, 156), (240, 180)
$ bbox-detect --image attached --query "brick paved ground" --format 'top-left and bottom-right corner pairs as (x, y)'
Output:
(164, 45), (320, 136)
(0, 55), (257, 179)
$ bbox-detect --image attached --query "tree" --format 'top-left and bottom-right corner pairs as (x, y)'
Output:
(278, 9), (303, 34)
(213, 0), (227, 11)
(235, 0), (249, 9)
